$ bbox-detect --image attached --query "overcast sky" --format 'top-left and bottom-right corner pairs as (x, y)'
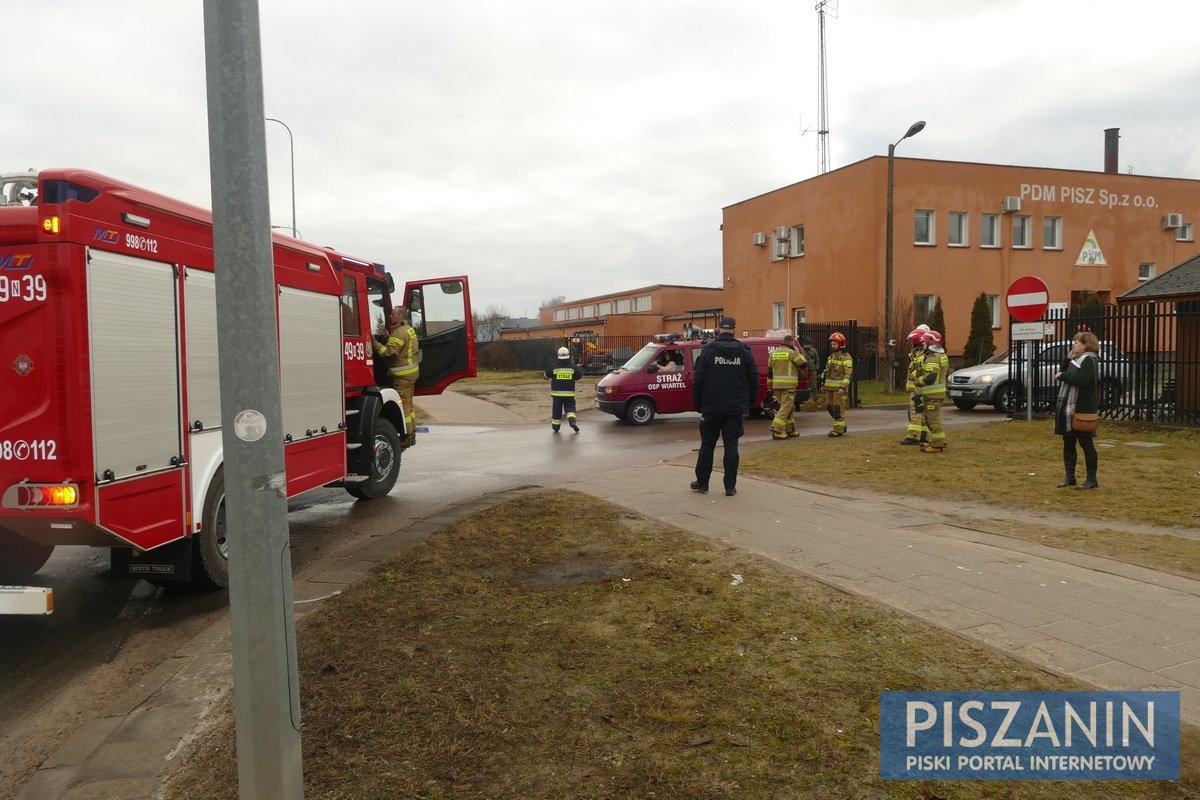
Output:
(8, 1), (1200, 317)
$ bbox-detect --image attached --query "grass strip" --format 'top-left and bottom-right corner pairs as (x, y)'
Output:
(163, 492), (1199, 799)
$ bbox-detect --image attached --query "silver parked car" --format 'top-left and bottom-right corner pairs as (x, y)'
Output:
(947, 341), (1130, 413)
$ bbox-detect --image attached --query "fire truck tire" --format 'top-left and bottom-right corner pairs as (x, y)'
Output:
(346, 417), (402, 500)
(193, 467), (230, 588)
(0, 528), (54, 582)
(625, 398), (656, 426)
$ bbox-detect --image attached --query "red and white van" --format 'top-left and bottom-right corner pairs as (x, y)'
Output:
(594, 337), (808, 425)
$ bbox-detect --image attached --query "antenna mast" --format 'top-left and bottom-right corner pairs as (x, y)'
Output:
(815, 1), (838, 174)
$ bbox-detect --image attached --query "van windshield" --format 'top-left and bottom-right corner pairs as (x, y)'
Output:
(619, 344), (661, 371)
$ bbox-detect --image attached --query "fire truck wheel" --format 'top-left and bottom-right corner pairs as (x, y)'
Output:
(626, 398), (656, 426)
(0, 528), (54, 582)
(193, 468), (230, 588)
(346, 417), (402, 500)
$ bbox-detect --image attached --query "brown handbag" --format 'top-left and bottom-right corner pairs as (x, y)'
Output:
(1072, 412), (1099, 433)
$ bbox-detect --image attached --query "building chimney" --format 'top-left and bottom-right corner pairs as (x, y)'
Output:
(1104, 128), (1120, 174)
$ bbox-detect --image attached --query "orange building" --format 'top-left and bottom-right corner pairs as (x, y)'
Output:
(721, 150), (1200, 359)
(499, 284), (723, 341)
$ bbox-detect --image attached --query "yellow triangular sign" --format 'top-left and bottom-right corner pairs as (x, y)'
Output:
(1075, 229), (1107, 266)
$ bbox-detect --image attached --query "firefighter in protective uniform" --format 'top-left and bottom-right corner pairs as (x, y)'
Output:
(916, 329), (950, 453)
(374, 306), (420, 447)
(822, 332), (853, 437)
(899, 324), (931, 445)
(545, 347), (582, 433)
(768, 335), (808, 439)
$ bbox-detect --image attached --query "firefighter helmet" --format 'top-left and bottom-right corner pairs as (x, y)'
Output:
(906, 327), (926, 345)
(557, 346), (570, 358)
(921, 330), (943, 347)
(829, 332), (847, 348)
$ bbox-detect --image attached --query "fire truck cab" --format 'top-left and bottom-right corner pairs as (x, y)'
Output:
(0, 169), (475, 592)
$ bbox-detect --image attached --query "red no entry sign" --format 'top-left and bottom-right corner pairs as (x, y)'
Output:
(1006, 276), (1050, 323)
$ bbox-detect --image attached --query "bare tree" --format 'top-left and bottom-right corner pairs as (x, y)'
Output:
(472, 304), (512, 343)
(540, 295), (565, 309)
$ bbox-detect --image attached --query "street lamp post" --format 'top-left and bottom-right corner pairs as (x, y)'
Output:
(265, 117), (296, 237)
(884, 119), (926, 393)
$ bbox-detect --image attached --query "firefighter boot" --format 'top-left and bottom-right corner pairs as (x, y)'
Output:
(919, 443), (945, 454)
(569, 417), (580, 433)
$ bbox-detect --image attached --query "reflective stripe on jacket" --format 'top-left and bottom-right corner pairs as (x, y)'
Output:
(918, 351), (949, 398)
(767, 347), (806, 389)
(905, 349), (923, 393)
(545, 362), (582, 396)
(378, 323), (419, 376)
(822, 351), (853, 389)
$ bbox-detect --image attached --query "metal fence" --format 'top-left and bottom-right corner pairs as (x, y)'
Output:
(478, 336), (652, 374)
(1007, 299), (1199, 425)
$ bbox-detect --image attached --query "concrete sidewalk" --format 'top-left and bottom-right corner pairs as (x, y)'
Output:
(573, 461), (1200, 727)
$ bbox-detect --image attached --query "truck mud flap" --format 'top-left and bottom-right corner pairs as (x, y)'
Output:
(111, 537), (193, 583)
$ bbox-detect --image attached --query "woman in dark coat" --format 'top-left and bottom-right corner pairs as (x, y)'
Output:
(1053, 330), (1100, 489)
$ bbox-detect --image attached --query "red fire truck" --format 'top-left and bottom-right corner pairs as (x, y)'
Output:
(0, 169), (475, 593)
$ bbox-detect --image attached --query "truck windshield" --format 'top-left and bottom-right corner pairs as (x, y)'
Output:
(619, 344), (661, 371)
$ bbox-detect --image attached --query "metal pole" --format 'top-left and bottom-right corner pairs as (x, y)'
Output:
(885, 143), (896, 393)
(265, 117), (296, 237)
(202, 2), (304, 798)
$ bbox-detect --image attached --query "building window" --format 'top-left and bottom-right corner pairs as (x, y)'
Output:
(1012, 215), (1032, 249)
(981, 213), (1000, 248)
(948, 212), (968, 246)
(615, 298), (631, 314)
(1043, 216), (1062, 250)
(772, 302), (785, 329)
(1138, 263), (1156, 281)
(914, 294), (935, 322)
(790, 225), (805, 257)
(634, 295), (651, 312)
(794, 308), (807, 328)
(567, 306), (579, 320)
(554, 309), (566, 322)
(914, 210), (935, 245)
(580, 304), (595, 318)
(986, 294), (1000, 328)
(597, 301), (612, 315)
(1178, 223), (1195, 242)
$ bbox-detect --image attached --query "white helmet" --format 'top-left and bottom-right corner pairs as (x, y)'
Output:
(557, 347), (570, 359)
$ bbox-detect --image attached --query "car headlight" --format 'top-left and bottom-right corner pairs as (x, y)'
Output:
(977, 374), (995, 384)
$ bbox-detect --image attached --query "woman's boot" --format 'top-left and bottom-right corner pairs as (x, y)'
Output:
(1057, 452), (1076, 488)
(1077, 446), (1098, 489)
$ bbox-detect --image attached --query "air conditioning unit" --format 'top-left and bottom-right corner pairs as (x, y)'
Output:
(774, 241), (790, 259)
(1162, 213), (1183, 229)
(774, 226), (791, 241)
(1001, 196), (1021, 213)
(752, 231), (768, 246)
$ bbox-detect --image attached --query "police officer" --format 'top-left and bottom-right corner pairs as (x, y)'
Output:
(768, 334), (807, 439)
(822, 332), (853, 437)
(899, 324), (931, 445)
(917, 330), (950, 453)
(545, 346), (582, 433)
(374, 306), (420, 447)
(691, 316), (757, 497)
